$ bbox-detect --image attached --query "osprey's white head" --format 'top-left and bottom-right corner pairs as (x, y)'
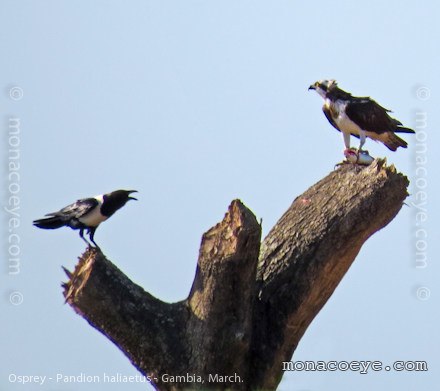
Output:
(308, 79), (338, 99)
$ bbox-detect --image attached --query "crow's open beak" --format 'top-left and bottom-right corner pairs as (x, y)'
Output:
(128, 190), (138, 201)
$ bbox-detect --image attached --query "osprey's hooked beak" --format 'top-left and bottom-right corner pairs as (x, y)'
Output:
(308, 83), (317, 91)
(127, 190), (138, 201)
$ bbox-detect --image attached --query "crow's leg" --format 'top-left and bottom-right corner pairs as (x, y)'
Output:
(89, 227), (100, 249)
(79, 228), (92, 247)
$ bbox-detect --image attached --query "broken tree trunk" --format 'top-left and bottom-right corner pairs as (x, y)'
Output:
(63, 160), (409, 390)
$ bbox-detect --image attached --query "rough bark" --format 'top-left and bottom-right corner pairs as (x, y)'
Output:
(62, 159), (409, 390)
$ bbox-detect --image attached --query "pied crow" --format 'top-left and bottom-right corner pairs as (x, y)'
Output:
(33, 189), (137, 247)
(309, 80), (415, 153)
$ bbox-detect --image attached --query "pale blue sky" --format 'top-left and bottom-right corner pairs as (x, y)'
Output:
(1, 1), (439, 390)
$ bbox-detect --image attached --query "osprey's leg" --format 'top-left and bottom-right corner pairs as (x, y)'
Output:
(358, 130), (366, 151)
(343, 132), (351, 150)
(79, 228), (91, 247)
(341, 132), (354, 164)
(354, 130), (367, 164)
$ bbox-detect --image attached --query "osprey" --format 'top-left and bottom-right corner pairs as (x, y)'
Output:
(309, 80), (415, 152)
(33, 189), (137, 247)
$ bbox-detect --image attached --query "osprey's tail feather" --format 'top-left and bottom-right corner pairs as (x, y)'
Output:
(33, 216), (66, 230)
(382, 132), (409, 151)
(395, 125), (415, 134)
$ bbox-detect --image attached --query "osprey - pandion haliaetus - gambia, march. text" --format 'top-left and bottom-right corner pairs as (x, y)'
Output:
(309, 80), (415, 152)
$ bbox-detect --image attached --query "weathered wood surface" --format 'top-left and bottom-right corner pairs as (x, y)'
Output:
(63, 160), (409, 390)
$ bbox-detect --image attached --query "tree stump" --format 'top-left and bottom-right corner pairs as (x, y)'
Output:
(63, 160), (409, 390)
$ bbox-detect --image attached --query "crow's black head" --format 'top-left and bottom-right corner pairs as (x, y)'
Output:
(101, 190), (138, 217)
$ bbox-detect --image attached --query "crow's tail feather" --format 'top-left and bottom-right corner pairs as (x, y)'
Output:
(33, 216), (65, 230)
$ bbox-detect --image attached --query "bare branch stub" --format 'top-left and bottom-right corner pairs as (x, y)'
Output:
(186, 199), (262, 387)
(63, 248), (188, 389)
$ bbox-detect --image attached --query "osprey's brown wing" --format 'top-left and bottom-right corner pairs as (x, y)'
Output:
(345, 99), (399, 135)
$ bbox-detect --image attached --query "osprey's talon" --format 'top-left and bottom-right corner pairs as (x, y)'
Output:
(335, 160), (350, 169)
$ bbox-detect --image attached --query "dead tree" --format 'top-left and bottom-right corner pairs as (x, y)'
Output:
(63, 160), (409, 390)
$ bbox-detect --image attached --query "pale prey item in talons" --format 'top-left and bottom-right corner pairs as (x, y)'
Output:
(33, 189), (138, 248)
(309, 80), (415, 153)
(344, 148), (374, 166)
